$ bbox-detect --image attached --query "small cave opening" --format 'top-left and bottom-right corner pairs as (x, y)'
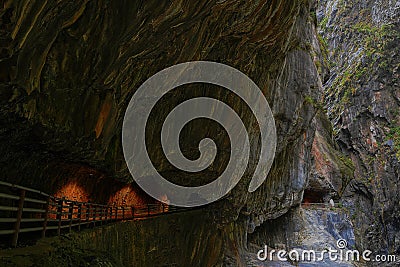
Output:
(301, 189), (326, 205)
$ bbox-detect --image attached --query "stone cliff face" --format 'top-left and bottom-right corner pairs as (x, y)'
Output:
(0, 0), (318, 197)
(0, 0), (323, 265)
(318, 0), (400, 259)
(248, 207), (356, 266)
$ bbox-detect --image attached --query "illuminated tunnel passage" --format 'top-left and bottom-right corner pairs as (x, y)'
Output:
(301, 189), (326, 205)
(51, 163), (160, 213)
(54, 179), (157, 208)
(50, 166), (158, 206)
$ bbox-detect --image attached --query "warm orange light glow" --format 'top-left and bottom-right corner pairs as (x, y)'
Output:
(55, 181), (89, 203)
(108, 185), (147, 207)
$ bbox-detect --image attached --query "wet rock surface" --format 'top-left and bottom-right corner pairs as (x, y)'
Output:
(247, 207), (356, 266)
(317, 0), (400, 262)
(0, 0), (320, 213)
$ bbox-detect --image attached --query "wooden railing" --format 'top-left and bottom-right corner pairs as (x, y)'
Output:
(0, 181), (188, 247)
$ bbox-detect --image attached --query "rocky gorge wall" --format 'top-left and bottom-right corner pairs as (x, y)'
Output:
(317, 0), (400, 259)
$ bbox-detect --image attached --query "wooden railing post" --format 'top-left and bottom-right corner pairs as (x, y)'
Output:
(114, 206), (118, 220)
(147, 204), (150, 216)
(131, 206), (135, 220)
(41, 196), (50, 238)
(86, 203), (90, 226)
(93, 205), (97, 227)
(98, 205), (101, 224)
(68, 201), (74, 232)
(96, 205), (99, 225)
(104, 206), (108, 222)
(12, 189), (25, 247)
(97, 205), (101, 224)
(122, 207), (125, 220)
(57, 198), (64, 236)
(77, 203), (82, 231)
(99, 205), (104, 225)
(92, 204), (95, 226)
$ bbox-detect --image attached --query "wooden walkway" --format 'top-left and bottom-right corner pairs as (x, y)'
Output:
(0, 181), (189, 247)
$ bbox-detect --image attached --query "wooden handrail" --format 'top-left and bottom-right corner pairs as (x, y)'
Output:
(0, 180), (191, 247)
(0, 181), (49, 197)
